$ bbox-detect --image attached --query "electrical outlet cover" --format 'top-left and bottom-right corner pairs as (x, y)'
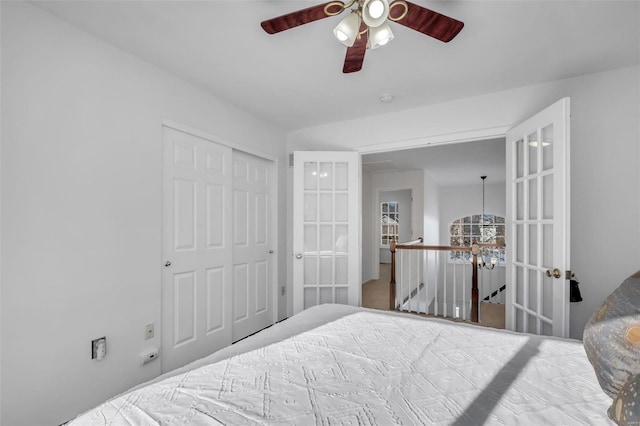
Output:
(144, 323), (154, 340)
(140, 347), (159, 365)
(92, 337), (106, 360)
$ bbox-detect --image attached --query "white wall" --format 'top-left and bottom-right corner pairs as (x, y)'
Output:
(423, 171), (440, 246)
(422, 170), (441, 306)
(361, 170), (374, 283)
(438, 182), (506, 243)
(0, 3), (286, 425)
(0, 2), (3, 421)
(288, 65), (640, 339)
(362, 170), (424, 280)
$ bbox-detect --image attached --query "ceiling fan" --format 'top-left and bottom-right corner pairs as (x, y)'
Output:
(261, 0), (464, 73)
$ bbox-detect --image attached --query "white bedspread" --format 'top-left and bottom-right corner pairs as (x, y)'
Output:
(70, 305), (612, 425)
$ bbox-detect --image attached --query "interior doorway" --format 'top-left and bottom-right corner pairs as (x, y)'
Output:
(361, 138), (508, 320)
(362, 138), (506, 283)
(379, 189), (412, 264)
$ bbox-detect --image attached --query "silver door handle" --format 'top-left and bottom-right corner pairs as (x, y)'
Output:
(295, 253), (303, 259)
(164, 261), (172, 267)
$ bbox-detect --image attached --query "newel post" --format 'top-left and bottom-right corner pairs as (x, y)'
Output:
(389, 240), (397, 310)
(471, 243), (479, 323)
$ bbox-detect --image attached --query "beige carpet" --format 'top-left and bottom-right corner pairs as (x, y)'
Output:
(361, 264), (392, 311)
(362, 264), (505, 329)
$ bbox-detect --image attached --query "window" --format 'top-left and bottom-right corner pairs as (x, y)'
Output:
(449, 214), (506, 264)
(380, 201), (399, 246)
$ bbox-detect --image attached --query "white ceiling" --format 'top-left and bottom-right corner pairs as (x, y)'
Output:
(362, 137), (506, 186)
(33, 0), (640, 132)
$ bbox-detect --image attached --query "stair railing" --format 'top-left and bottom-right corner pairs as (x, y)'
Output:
(390, 239), (504, 323)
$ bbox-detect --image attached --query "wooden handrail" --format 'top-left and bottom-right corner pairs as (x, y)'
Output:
(395, 244), (472, 251)
(389, 239), (504, 322)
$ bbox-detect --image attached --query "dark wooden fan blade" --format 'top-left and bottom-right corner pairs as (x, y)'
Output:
(343, 29), (368, 73)
(390, 1), (463, 42)
(261, 2), (345, 34)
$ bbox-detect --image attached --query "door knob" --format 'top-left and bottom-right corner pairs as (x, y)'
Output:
(164, 261), (172, 267)
(269, 250), (274, 254)
(295, 253), (303, 259)
(546, 268), (561, 279)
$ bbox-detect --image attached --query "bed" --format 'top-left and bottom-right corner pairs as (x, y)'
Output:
(69, 303), (617, 425)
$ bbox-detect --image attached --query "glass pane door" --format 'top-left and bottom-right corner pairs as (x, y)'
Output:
(506, 98), (570, 337)
(293, 152), (360, 314)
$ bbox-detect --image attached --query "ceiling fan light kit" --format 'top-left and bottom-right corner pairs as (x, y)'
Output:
(362, 0), (390, 27)
(261, 0), (464, 73)
(369, 22), (394, 49)
(334, 12), (361, 47)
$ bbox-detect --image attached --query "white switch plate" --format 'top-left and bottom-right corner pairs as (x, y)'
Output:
(144, 323), (154, 340)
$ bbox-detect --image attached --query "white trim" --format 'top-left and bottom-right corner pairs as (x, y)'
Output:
(355, 126), (511, 154)
(162, 119), (278, 163)
(269, 157), (280, 325)
(0, 1), (3, 418)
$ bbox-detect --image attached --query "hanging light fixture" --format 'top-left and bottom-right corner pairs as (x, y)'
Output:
(332, 0), (401, 49)
(362, 0), (390, 27)
(479, 175), (497, 270)
(333, 11), (361, 47)
(369, 22), (394, 49)
(261, 0), (464, 74)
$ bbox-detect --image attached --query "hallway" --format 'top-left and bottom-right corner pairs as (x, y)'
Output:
(361, 263), (392, 311)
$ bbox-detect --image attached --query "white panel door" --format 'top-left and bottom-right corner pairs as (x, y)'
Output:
(232, 151), (275, 341)
(293, 151), (360, 314)
(161, 127), (232, 373)
(506, 98), (570, 337)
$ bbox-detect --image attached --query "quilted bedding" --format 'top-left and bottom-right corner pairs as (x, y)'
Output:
(70, 305), (612, 425)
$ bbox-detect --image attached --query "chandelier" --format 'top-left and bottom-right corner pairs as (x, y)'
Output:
(331, 0), (408, 49)
(479, 175), (498, 270)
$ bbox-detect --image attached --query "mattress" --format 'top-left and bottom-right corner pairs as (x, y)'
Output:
(70, 304), (613, 425)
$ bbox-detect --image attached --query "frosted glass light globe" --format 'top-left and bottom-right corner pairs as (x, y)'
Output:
(368, 0), (384, 18)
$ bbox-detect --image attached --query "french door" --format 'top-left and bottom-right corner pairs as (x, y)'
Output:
(292, 151), (361, 314)
(506, 98), (570, 337)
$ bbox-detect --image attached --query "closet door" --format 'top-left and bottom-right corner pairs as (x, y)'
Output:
(232, 151), (275, 342)
(161, 127), (233, 373)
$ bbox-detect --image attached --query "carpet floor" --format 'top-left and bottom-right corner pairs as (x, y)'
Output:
(361, 263), (392, 311)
